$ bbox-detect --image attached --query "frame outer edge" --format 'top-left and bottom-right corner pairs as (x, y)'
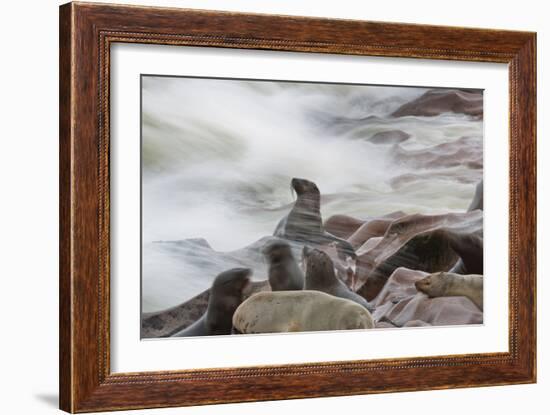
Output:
(59, 2), (537, 412)
(520, 33), (537, 382)
(59, 2), (75, 413)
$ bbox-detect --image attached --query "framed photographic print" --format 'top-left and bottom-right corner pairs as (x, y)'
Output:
(59, 2), (536, 412)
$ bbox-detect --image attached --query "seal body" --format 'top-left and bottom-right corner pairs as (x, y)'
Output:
(262, 239), (304, 291)
(415, 271), (483, 310)
(274, 178), (356, 259)
(303, 246), (373, 312)
(446, 231), (483, 275)
(232, 290), (374, 334)
(172, 267), (251, 337)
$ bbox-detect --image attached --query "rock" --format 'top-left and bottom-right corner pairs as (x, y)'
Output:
(347, 218), (396, 250)
(415, 272), (483, 310)
(143, 236), (272, 312)
(356, 236), (383, 257)
(355, 210), (483, 301)
(372, 268), (482, 326)
(323, 211), (407, 241)
(367, 129), (411, 145)
(323, 214), (365, 239)
(232, 290), (374, 334)
(141, 280), (269, 338)
(391, 89), (483, 118)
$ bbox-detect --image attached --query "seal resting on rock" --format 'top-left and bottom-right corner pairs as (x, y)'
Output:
(355, 210), (482, 301)
(274, 177), (356, 259)
(262, 239), (304, 291)
(172, 268), (252, 337)
(415, 271), (483, 310)
(303, 246), (373, 312)
(371, 268), (482, 326)
(232, 290), (374, 334)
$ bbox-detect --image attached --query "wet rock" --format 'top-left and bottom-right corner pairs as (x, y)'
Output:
(392, 89), (483, 118)
(355, 210), (483, 301)
(141, 280), (269, 338)
(372, 268), (482, 326)
(367, 129), (411, 145)
(323, 214), (365, 239)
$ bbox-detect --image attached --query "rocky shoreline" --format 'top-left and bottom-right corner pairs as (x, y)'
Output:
(142, 180), (483, 338)
(141, 88), (484, 338)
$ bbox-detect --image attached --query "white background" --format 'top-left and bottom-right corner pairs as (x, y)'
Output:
(0, 0), (546, 414)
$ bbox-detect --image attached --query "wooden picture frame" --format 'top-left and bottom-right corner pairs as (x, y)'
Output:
(59, 2), (536, 412)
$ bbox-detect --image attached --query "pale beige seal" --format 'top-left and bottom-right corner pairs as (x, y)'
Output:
(232, 290), (374, 334)
(415, 271), (483, 310)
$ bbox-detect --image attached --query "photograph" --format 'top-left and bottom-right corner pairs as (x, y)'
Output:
(140, 76), (484, 338)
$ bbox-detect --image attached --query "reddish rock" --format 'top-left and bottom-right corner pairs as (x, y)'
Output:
(356, 210), (483, 301)
(323, 214), (365, 239)
(356, 236), (383, 257)
(372, 268), (482, 327)
(141, 280), (270, 338)
(348, 218), (396, 249)
(391, 89), (483, 118)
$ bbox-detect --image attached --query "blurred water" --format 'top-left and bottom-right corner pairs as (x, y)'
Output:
(142, 76), (483, 313)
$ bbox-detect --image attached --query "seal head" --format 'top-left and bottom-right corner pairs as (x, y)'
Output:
(303, 246), (373, 312)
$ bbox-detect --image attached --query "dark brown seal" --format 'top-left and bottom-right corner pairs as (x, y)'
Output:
(274, 177), (356, 259)
(303, 246), (373, 312)
(262, 239), (304, 291)
(172, 267), (251, 337)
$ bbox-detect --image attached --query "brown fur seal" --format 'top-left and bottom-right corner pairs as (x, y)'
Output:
(262, 239), (304, 291)
(274, 177), (356, 259)
(303, 246), (374, 312)
(415, 271), (483, 310)
(232, 290), (374, 334)
(172, 268), (252, 337)
(444, 230), (483, 275)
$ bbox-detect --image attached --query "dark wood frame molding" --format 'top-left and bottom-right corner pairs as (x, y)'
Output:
(59, 2), (536, 412)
